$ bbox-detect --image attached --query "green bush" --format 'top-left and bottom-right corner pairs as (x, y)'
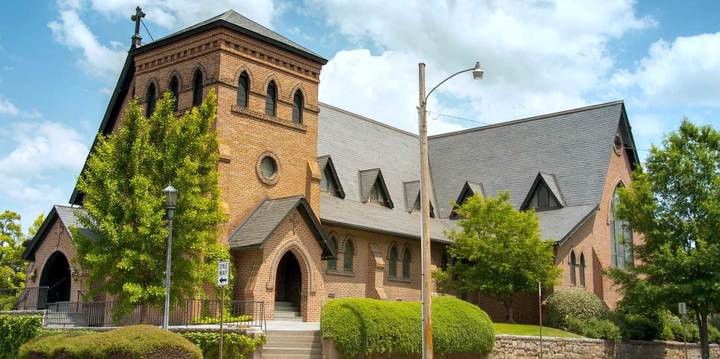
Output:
(321, 296), (494, 356)
(614, 313), (662, 341)
(545, 288), (608, 329)
(19, 325), (202, 359)
(182, 332), (266, 358)
(0, 314), (43, 359)
(566, 317), (621, 341)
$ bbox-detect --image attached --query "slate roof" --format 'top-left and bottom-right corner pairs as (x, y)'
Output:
(317, 155), (345, 198)
(520, 172), (567, 209)
(535, 204), (598, 242)
(23, 205), (94, 260)
(135, 10), (327, 64)
(429, 101), (635, 219)
(228, 196), (334, 258)
(403, 181), (421, 212)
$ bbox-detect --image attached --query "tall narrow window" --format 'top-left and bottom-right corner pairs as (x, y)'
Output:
(265, 81), (277, 116)
(569, 251), (577, 286)
(292, 90), (303, 124)
(402, 247), (411, 279)
(327, 235), (338, 271)
(169, 76), (179, 111)
(579, 253), (586, 287)
(145, 82), (157, 117)
(611, 186), (634, 269)
(192, 69), (203, 107)
(343, 239), (354, 272)
(237, 72), (249, 109)
(388, 245), (398, 278)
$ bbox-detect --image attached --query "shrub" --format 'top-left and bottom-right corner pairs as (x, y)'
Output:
(19, 325), (202, 359)
(321, 296), (495, 356)
(182, 332), (266, 358)
(566, 317), (621, 341)
(190, 314), (252, 325)
(545, 288), (608, 329)
(614, 313), (662, 341)
(0, 314), (43, 359)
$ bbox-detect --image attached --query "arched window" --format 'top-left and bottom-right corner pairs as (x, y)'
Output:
(569, 251), (577, 286)
(265, 81), (277, 116)
(579, 253), (586, 287)
(402, 247), (411, 279)
(237, 72), (249, 109)
(192, 69), (203, 107)
(169, 75), (179, 111)
(292, 90), (303, 124)
(327, 235), (338, 271)
(611, 186), (634, 269)
(343, 239), (354, 272)
(388, 245), (398, 278)
(145, 82), (157, 117)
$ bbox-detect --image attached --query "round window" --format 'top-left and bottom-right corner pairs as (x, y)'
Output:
(613, 134), (623, 155)
(256, 152), (279, 185)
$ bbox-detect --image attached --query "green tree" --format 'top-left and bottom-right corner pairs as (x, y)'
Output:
(609, 120), (720, 359)
(75, 91), (226, 319)
(0, 211), (44, 309)
(437, 192), (559, 323)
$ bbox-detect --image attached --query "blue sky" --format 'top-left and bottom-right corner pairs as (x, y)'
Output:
(1, 0), (719, 229)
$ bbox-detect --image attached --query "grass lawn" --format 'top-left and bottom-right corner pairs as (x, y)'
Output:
(493, 323), (584, 338)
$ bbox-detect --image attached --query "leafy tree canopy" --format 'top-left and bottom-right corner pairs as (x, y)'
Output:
(609, 119), (720, 359)
(0, 211), (44, 309)
(437, 192), (559, 322)
(75, 91), (226, 318)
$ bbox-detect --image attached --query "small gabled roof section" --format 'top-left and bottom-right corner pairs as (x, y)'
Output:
(520, 172), (566, 210)
(317, 155), (345, 199)
(359, 169), (394, 208)
(403, 181), (435, 216)
(228, 196), (335, 259)
(23, 205), (95, 261)
(449, 181), (484, 219)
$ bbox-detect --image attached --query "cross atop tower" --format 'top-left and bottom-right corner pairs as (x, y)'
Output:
(130, 6), (145, 48)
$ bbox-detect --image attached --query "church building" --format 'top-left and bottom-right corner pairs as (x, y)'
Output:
(21, 10), (641, 323)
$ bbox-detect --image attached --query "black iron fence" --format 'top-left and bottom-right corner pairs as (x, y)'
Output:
(44, 299), (266, 331)
(0, 286), (49, 310)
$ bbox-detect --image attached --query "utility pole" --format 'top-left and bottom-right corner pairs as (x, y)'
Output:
(418, 63), (433, 359)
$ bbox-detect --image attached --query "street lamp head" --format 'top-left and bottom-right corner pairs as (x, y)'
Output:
(163, 185), (178, 209)
(472, 61), (484, 80)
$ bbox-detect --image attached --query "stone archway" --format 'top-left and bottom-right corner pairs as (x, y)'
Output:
(39, 251), (71, 303)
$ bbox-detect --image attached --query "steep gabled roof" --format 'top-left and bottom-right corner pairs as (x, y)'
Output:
(520, 172), (566, 210)
(403, 181), (420, 212)
(23, 205), (94, 260)
(429, 100), (637, 218)
(228, 196), (334, 258)
(449, 181), (485, 219)
(317, 155), (345, 199)
(358, 168), (394, 208)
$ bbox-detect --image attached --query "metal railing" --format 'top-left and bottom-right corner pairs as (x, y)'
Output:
(0, 286), (49, 310)
(44, 299), (266, 330)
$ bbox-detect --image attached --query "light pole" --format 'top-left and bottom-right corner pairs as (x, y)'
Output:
(418, 61), (483, 359)
(162, 184), (178, 329)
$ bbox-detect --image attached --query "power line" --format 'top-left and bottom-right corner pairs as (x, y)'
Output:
(141, 19), (155, 41)
(427, 110), (491, 126)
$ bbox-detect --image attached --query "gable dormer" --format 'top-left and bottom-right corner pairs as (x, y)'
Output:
(521, 172), (565, 211)
(359, 169), (393, 208)
(403, 181), (435, 217)
(317, 155), (345, 198)
(450, 181), (484, 219)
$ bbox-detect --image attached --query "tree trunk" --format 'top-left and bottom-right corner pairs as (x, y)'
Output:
(698, 310), (710, 359)
(504, 298), (515, 323)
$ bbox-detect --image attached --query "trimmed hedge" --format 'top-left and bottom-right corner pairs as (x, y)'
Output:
(566, 317), (621, 341)
(182, 332), (266, 358)
(0, 314), (43, 359)
(321, 296), (495, 356)
(546, 288), (608, 329)
(19, 325), (202, 359)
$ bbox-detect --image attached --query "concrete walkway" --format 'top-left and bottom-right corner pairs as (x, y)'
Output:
(265, 320), (320, 331)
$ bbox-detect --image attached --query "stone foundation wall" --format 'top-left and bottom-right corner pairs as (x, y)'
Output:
(322, 335), (720, 358)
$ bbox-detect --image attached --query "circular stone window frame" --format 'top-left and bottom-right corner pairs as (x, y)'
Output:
(613, 134), (623, 156)
(256, 151), (280, 185)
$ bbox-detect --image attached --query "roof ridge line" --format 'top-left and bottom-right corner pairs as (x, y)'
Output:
(428, 100), (625, 139)
(319, 102), (419, 139)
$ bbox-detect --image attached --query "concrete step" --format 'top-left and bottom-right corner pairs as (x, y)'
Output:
(274, 301), (296, 308)
(263, 347), (322, 356)
(265, 330), (320, 337)
(262, 355), (321, 359)
(266, 336), (320, 346)
(275, 310), (301, 318)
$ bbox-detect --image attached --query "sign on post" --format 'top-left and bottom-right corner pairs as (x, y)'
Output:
(217, 261), (229, 287)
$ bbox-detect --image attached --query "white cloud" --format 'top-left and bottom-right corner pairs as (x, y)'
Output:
(611, 33), (720, 108)
(49, 8), (126, 78)
(630, 113), (666, 139)
(0, 98), (19, 116)
(314, 0), (653, 132)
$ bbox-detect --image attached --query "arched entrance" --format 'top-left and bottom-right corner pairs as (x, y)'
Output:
(40, 252), (71, 303)
(275, 251), (302, 309)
